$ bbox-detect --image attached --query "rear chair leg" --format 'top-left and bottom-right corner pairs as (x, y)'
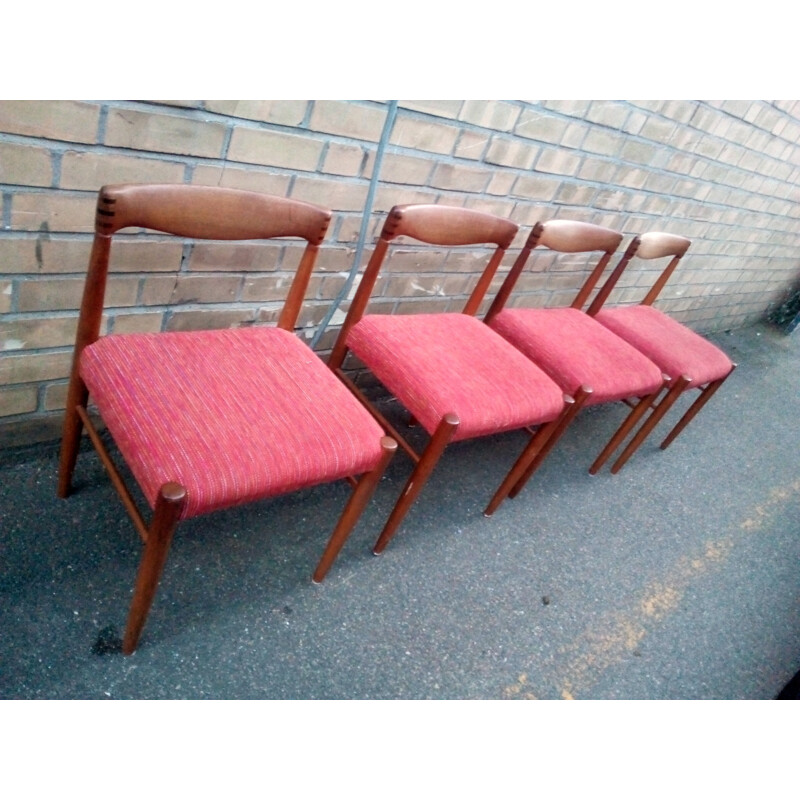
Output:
(373, 414), (459, 555)
(122, 483), (187, 655)
(57, 379), (90, 498)
(659, 367), (734, 450)
(313, 437), (397, 583)
(611, 375), (691, 474)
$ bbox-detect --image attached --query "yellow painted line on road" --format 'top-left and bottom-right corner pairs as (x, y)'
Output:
(740, 479), (800, 532)
(556, 538), (734, 700)
(501, 477), (799, 699)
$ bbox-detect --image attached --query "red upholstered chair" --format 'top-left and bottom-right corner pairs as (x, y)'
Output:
(587, 231), (735, 472)
(328, 204), (590, 552)
(57, 184), (396, 654)
(484, 220), (671, 494)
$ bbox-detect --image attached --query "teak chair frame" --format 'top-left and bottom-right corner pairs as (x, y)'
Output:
(586, 232), (736, 472)
(58, 184), (395, 654)
(329, 204), (588, 552)
(484, 220), (674, 490)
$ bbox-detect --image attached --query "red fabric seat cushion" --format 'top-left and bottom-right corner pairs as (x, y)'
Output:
(488, 307), (664, 405)
(80, 327), (386, 519)
(346, 313), (565, 442)
(595, 305), (734, 388)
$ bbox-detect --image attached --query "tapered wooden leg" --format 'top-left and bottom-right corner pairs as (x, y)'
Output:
(122, 482), (187, 655)
(500, 386), (592, 506)
(57, 379), (89, 498)
(483, 417), (560, 516)
(610, 375), (691, 474)
(659, 366), (735, 450)
(313, 437), (397, 583)
(589, 385), (665, 475)
(373, 413), (459, 555)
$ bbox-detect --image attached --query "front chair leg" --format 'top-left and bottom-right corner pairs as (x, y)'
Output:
(610, 375), (691, 474)
(659, 366), (735, 450)
(483, 417), (560, 517)
(313, 437), (397, 583)
(502, 386), (593, 506)
(122, 482), (187, 655)
(373, 413), (459, 555)
(589, 384), (665, 475)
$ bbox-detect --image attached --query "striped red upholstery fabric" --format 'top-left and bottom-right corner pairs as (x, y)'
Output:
(488, 307), (664, 405)
(347, 313), (565, 442)
(80, 328), (385, 519)
(595, 305), (734, 388)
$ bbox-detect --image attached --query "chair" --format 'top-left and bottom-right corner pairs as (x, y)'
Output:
(57, 184), (396, 654)
(587, 231), (735, 472)
(484, 220), (671, 495)
(328, 204), (590, 553)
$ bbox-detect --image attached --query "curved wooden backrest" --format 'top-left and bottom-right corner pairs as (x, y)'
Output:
(635, 231), (691, 260)
(485, 219), (624, 322)
(97, 184), (331, 244)
(587, 231), (693, 315)
(381, 204), (518, 249)
(538, 220), (623, 254)
(329, 204), (519, 370)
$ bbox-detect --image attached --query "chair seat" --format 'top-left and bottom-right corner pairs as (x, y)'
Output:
(488, 307), (664, 405)
(80, 327), (386, 519)
(346, 313), (565, 442)
(594, 305), (734, 388)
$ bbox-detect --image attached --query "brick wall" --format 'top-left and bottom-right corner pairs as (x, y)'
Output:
(1, 99), (799, 447)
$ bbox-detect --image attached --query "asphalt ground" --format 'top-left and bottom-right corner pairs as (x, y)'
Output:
(1, 321), (798, 702)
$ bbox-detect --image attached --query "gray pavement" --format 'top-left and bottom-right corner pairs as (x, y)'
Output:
(1, 322), (798, 699)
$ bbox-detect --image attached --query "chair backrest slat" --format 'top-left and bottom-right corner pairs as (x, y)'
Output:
(382, 204), (518, 248)
(538, 220), (622, 254)
(96, 184), (331, 244)
(635, 232), (690, 261)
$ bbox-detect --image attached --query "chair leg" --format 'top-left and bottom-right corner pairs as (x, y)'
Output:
(497, 386), (592, 509)
(312, 437), (397, 583)
(610, 375), (691, 474)
(122, 482), (187, 655)
(57, 379), (89, 498)
(659, 366), (735, 450)
(588, 386), (665, 475)
(483, 418), (559, 516)
(373, 413), (459, 555)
